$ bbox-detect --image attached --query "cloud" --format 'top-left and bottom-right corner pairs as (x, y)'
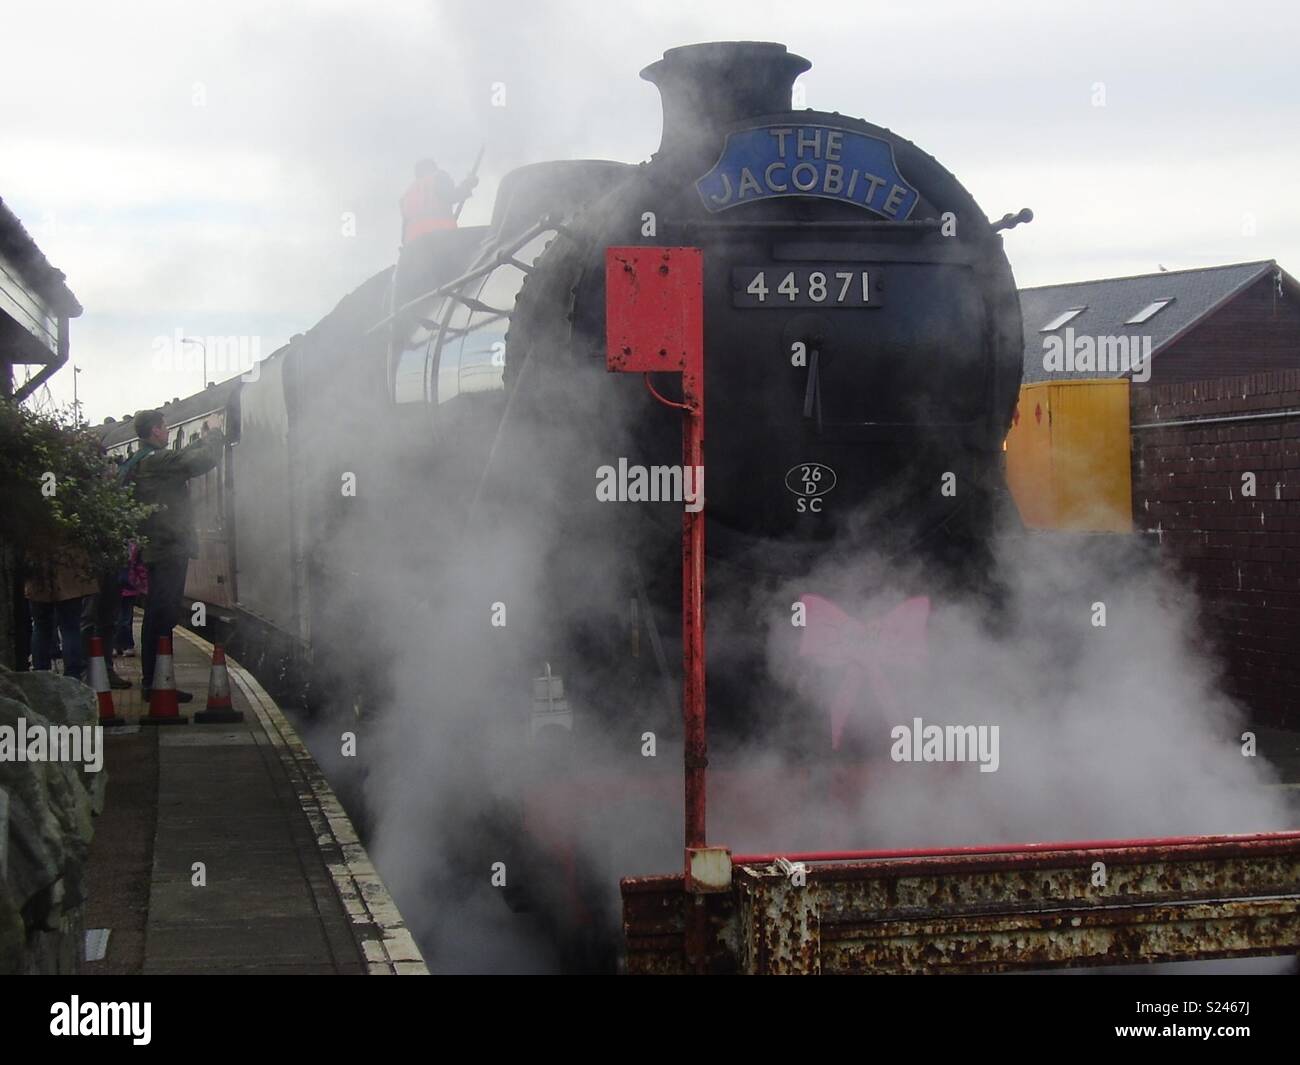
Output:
(3, 0), (1297, 421)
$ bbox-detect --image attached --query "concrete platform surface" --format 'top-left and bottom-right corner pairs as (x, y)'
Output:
(88, 621), (426, 975)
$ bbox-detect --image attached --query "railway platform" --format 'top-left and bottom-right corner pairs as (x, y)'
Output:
(81, 623), (425, 975)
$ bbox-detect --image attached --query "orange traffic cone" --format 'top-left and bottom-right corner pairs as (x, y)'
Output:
(195, 644), (243, 724)
(88, 637), (126, 727)
(142, 636), (189, 726)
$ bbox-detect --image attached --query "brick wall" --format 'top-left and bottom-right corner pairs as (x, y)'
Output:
(1131, 370), (1300, 726)
(1152, 273), (1300, 384)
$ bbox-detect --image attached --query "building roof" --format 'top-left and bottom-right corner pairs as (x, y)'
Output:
(94, 376), (243, 449)
(1018, 260), (1290, 383)
(0, 196), (82, 317)
(90, 264), (393, 450)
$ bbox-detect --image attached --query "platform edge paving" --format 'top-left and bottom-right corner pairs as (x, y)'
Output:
(173, 627), (429, 974)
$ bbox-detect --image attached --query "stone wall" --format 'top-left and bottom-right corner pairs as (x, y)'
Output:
(0, 666), (105, 974)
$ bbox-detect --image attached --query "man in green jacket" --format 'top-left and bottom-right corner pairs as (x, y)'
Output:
(120, 409), (225, 701)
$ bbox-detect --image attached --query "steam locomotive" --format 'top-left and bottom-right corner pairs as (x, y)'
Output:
(100, 41), (1028, 963)
(382, 40), (1026, 742)
(394, 42), (1024, 561)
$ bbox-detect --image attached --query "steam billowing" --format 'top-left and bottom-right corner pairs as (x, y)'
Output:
(736, 531), (1294, 853)
(278, 41), (1295, 973)
(296, 377), (1295, 972)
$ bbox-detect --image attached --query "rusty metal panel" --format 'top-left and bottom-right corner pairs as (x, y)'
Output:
(749, 834), (1300, 974)
(624, 832), (1300, 974)
(737, 871), (821, 975)
(822, 899), (1300, 973)
(621, 874), (738, 975)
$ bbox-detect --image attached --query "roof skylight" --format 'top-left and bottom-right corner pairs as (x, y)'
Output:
(1039, 307), (1086, 331)
(1125, 299), (1173, 325)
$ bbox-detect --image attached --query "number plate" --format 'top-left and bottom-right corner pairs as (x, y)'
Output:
(732, 266), (880, 308)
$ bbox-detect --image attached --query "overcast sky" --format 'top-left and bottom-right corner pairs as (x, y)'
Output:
(5, 0), (1297, 424)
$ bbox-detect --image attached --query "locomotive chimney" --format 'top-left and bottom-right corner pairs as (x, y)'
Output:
(641, 41), (810, 163)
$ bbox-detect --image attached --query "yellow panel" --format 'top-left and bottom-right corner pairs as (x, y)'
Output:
(1004, 379), (1131, 532)
(1005, 382), (1056, 527)
(1048, 380), (1132, 532)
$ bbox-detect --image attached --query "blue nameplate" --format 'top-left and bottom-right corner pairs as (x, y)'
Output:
(695, 124), (919, 219)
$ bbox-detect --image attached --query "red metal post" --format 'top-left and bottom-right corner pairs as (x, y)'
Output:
(605, 246), (708, 854)
(680, 317), (705, 852)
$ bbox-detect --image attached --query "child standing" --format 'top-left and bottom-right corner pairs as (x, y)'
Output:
(114, 541), (148, 657)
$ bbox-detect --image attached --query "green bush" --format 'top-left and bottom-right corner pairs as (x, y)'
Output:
(0, 400), (152, 580)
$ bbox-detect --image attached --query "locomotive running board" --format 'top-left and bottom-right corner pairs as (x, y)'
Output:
(620, 831), (1300, 974)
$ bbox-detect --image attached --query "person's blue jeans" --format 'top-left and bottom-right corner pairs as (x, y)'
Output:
(30, 597), (86, 680)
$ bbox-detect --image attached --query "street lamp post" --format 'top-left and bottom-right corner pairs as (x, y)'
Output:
(181, 337), (207, 390)
(72, 365), (82, 426)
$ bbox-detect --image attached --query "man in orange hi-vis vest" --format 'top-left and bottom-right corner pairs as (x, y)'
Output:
(400, 158), (478, 243)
